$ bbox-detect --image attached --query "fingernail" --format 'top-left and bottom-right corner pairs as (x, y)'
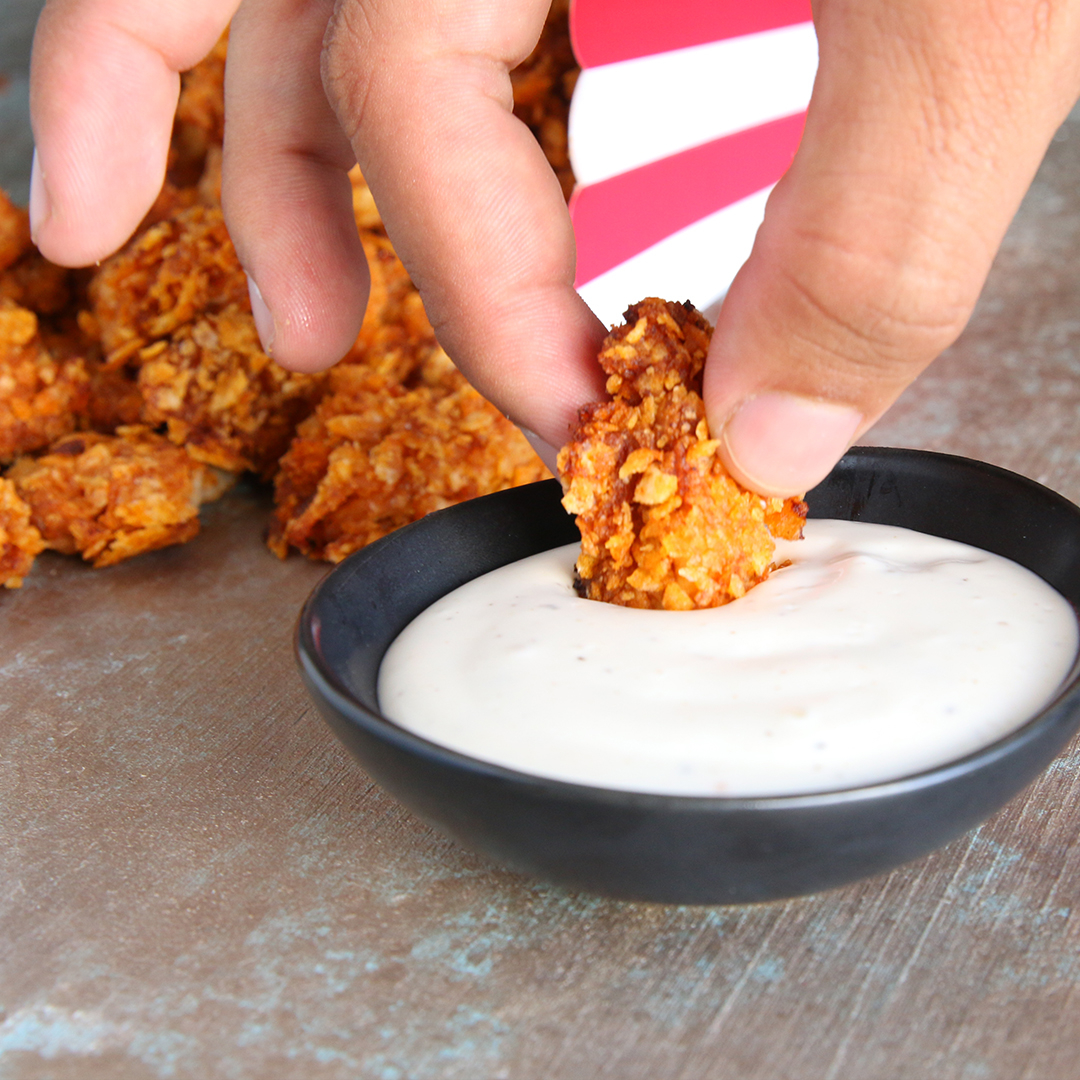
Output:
(517, 428), (560, 474)
(246, 273), (275, 355)
(720, 393), (862, 497)
(29, 150), (51, 243)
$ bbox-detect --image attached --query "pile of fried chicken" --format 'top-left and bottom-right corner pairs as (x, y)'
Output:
(1, 5), (578, 589)
(2, 4), (805, 612)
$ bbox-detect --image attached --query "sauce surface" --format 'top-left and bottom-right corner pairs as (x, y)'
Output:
(377, 520), (1079, 797)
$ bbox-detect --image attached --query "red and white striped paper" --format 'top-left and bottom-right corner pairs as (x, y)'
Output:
(568, 0), (817, 325)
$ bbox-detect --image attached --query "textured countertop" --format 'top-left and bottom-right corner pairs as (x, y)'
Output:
(5, 5), (1080, 1078)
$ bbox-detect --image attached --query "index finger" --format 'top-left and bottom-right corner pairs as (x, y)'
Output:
(29, 0), (239, 266)
(322, 0), (607, 448)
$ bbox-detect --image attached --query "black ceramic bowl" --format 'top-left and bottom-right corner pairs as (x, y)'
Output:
(296, 447), (1080, 904)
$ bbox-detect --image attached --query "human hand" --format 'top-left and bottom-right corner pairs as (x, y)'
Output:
(705, 0), (1080, 496)
(29, 0), (607, 447)
(29, 0), (1080, 496)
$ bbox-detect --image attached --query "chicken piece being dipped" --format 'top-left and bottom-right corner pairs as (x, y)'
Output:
(558, 298), (807, 610)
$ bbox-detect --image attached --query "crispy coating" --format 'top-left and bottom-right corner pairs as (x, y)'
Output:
(0, 190), (31, 273)
(0, 194), (72, 315)
(558, 299), (807, 610)
(135, 181), (202, 233)
(7, 426), (234, 568)
(137, 304), (327, 477)
(349, 165), (383, 232)
(0, 251), (72, 316)
(0, 477), (45, 588)
(347, 231), (433, 362)
(0, 301), (90, 465)
(512, 0), (578, 200)
(269, 343), (550, 562)
(89, 204), (248, 366)
(85, 360), (146, 433)
(170, 31), (228, 186)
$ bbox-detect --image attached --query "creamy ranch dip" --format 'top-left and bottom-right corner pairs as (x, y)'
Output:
(377, 520), (1078, 797)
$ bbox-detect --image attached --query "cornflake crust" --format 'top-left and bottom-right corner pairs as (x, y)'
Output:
(511, 0), (577, 200)
(0, 477), (45, 588)
(7, 426), (234, 568)
(270, 343), (550, 562)
(558, 298), (807, 610)
(0, 6), (574, 587)
(137, 304), (327, 478)
(89, 204), (248, 366)
(0, 300), (90, 465)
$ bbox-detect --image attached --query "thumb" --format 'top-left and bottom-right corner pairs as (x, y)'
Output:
(704, 0), (1080, 498)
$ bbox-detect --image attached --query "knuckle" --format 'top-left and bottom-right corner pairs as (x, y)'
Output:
(778, 231), (975, 374)
(321, 1), (379, 138)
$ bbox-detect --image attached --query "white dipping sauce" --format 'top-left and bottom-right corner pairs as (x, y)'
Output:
(377, 520), (1078, 797)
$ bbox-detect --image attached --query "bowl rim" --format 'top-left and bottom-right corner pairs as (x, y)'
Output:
(296, 446), (1080, 812)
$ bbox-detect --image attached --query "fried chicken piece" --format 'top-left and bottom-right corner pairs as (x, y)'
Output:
(0, 477), (45, 588)
(0, 252), (72, 316)
(170, 31), (228, 186)
(558, 299), (807, 610)
(349, 165), (383, 232)
(7, 427), (234, 568)
(0, 195), (72, 315)
(138, 304), (327, 477)
(347, 231), (433, 361)
(85, 360), (146, 433)
(0, 190), (31, 273)
(89, 204), (248, 366)
(135, 181), (201, 234)
(0, 301), (90, 465)
(512, 0), (578, 200)
(270, 343), (550, 561)
(197, 146), (223, 207)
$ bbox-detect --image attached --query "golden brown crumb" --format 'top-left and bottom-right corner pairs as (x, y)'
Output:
(137, 304), (327, 477)
(0, 300), (90, 465)
(0, 477), (45, 588)
(512, 0), (578, 200)
(349, 166), (383, 232)
(7, 426), (234, 568)
(89, 204), (249, 366)
(0, 191), (31, 274)
(269, 342), (550, 561)
(0, 194), (72, 315)
(558, 298), (806, 610)
(0, 254), (72, 317)
(170, 31), (228, 186)
(347, 231), (433, 362)
(84, 359), (146, 433)
(134, 181), (201, 234)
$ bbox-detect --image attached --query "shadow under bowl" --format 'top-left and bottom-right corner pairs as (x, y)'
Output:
(296, 447), (1080, 904)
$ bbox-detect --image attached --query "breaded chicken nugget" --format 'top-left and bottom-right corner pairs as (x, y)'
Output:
(347, 231), (434, 361)
(138, 304), (327, 477)
(0, 301), (89, 465)
(7, 426), (233, 568)
(0, 190), (31, 273)
(89, 204), (248, 366)
(349, 166), (383, 232)
(511, 0), (577, 200)
(170, 31), (228, 187)
(0, 477), (44, 588)
(558, 299), (806, 610)
(269, 343), (549, 561)
(0, 193), (72, 315)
